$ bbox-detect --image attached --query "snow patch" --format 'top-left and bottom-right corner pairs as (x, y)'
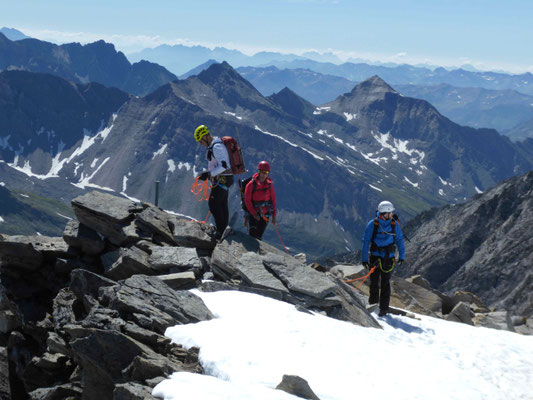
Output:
(404, 176), (419, 188)
(343, 112), (357, 121)
(372, 131), (425, 164)
(152, 143), (168, 159)
(224, 111), (243, 120)
(475, 186), (483, 194)
(368, 184), (383, 192)
(254, 125), (324, 161)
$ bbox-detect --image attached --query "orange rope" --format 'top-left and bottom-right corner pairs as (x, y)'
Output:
(273, 222), (290, 256)
(190, 176), (211, 202)
(344, 266), (376, 291)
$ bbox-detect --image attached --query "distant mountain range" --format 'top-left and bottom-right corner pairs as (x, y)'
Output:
(2, 63), (533, 257)
(3, 32), (533, 140)
(0, 32), (177, 96)
(0, 27), (31, 41)
(129, 42), (533, 96)
(236, 66), (533, 140)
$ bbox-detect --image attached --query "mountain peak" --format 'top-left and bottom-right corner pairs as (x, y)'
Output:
(197, 61), (262, 96)
(351, 75), (397, 96)
(268, 87), (315, 118)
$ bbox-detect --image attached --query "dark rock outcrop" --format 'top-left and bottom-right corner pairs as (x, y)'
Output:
(0, 190), (382, 398)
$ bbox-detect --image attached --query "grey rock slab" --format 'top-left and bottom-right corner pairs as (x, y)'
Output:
(135, 206), (176, 245)
(445, 301), (475, 325)
(113, 382), (158, 400)
(263, 253), (337, 299)
(473, 310), (514, 331)
(101, 246), (155, 281)
(29, 384), (82, 400)
(325, 275), (382, 328)
(68, 327), (168, 399)
(101, 275), (213, 334)
(169, 215), (217, 249)
(149, 247), (201, 272)
(210, 230), (283, 279)
(236, 252), (289, 293)
(158, 271), (197, 290)
(69, 269), (117, 300)
(0, 234), (43, 270)
(72, 191), (142, 223)
(72, 191), (143, 246)
(63, 219), (105, 255)
(330, 264), (365, 280)
(391, 277), (443, 315)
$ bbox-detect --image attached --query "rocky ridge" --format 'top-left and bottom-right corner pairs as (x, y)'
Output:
(0, 190), (529, 399)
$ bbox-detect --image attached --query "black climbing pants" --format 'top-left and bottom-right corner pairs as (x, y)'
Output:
(248, 215), (268, 240)
(209, 175), (233, 236)
(368, 255), (393, 312)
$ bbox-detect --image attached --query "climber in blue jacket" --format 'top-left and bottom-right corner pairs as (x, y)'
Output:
(361, 200), (406, 317)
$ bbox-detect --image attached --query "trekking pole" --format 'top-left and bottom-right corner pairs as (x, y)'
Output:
(154, 181), (160, 206)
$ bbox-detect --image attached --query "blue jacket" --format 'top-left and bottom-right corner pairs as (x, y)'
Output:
(361, 217), (406, 263)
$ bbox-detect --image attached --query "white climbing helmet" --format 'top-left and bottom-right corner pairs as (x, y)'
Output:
(377, 200), (395, 213)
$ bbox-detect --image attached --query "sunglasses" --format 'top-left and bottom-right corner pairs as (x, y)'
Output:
(258, 170), (269, 174)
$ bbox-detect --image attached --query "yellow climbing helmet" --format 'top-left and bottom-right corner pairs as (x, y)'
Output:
(194, 125), (209, 142)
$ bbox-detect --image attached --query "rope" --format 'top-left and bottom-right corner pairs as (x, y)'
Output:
(273, 222), (290, 256)
(190, 176), (211, 202)
(344, 266), (376, 291)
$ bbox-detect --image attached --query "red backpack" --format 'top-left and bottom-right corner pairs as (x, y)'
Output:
(221, 136), (245, 175)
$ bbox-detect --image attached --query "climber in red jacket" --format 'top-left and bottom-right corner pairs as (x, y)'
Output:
(244, 161), (277, 240)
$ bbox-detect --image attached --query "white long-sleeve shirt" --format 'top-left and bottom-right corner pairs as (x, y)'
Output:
(207, 137), (231, 177)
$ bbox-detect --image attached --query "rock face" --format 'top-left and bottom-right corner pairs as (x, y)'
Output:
(400, 170), (533, 318)
(0, 190), (382, 398)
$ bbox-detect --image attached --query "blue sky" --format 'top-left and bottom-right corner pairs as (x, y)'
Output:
(3, 0), (533, 73)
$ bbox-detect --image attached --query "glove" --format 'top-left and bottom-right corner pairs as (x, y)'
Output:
(397, 259), (404, 266)
(362, 261), (369, 270)
(271, 215), (276, 225)
(198, 171), (210, 181)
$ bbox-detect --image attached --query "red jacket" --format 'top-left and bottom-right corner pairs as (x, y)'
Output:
(244, 173), (276, 218)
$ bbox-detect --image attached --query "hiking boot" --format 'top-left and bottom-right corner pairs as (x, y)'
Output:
(378, 309), (388, 317)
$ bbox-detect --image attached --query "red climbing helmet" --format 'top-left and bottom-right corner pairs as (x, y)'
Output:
(257, 161), (270, 171)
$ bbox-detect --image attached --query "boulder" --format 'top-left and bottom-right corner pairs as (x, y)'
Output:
(276, 374), (320, 400)
(473, 311), (514, 331)
(329, 264), (365, 280)
(445, 301), (475, 325)
(391, 277), (442, 316)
